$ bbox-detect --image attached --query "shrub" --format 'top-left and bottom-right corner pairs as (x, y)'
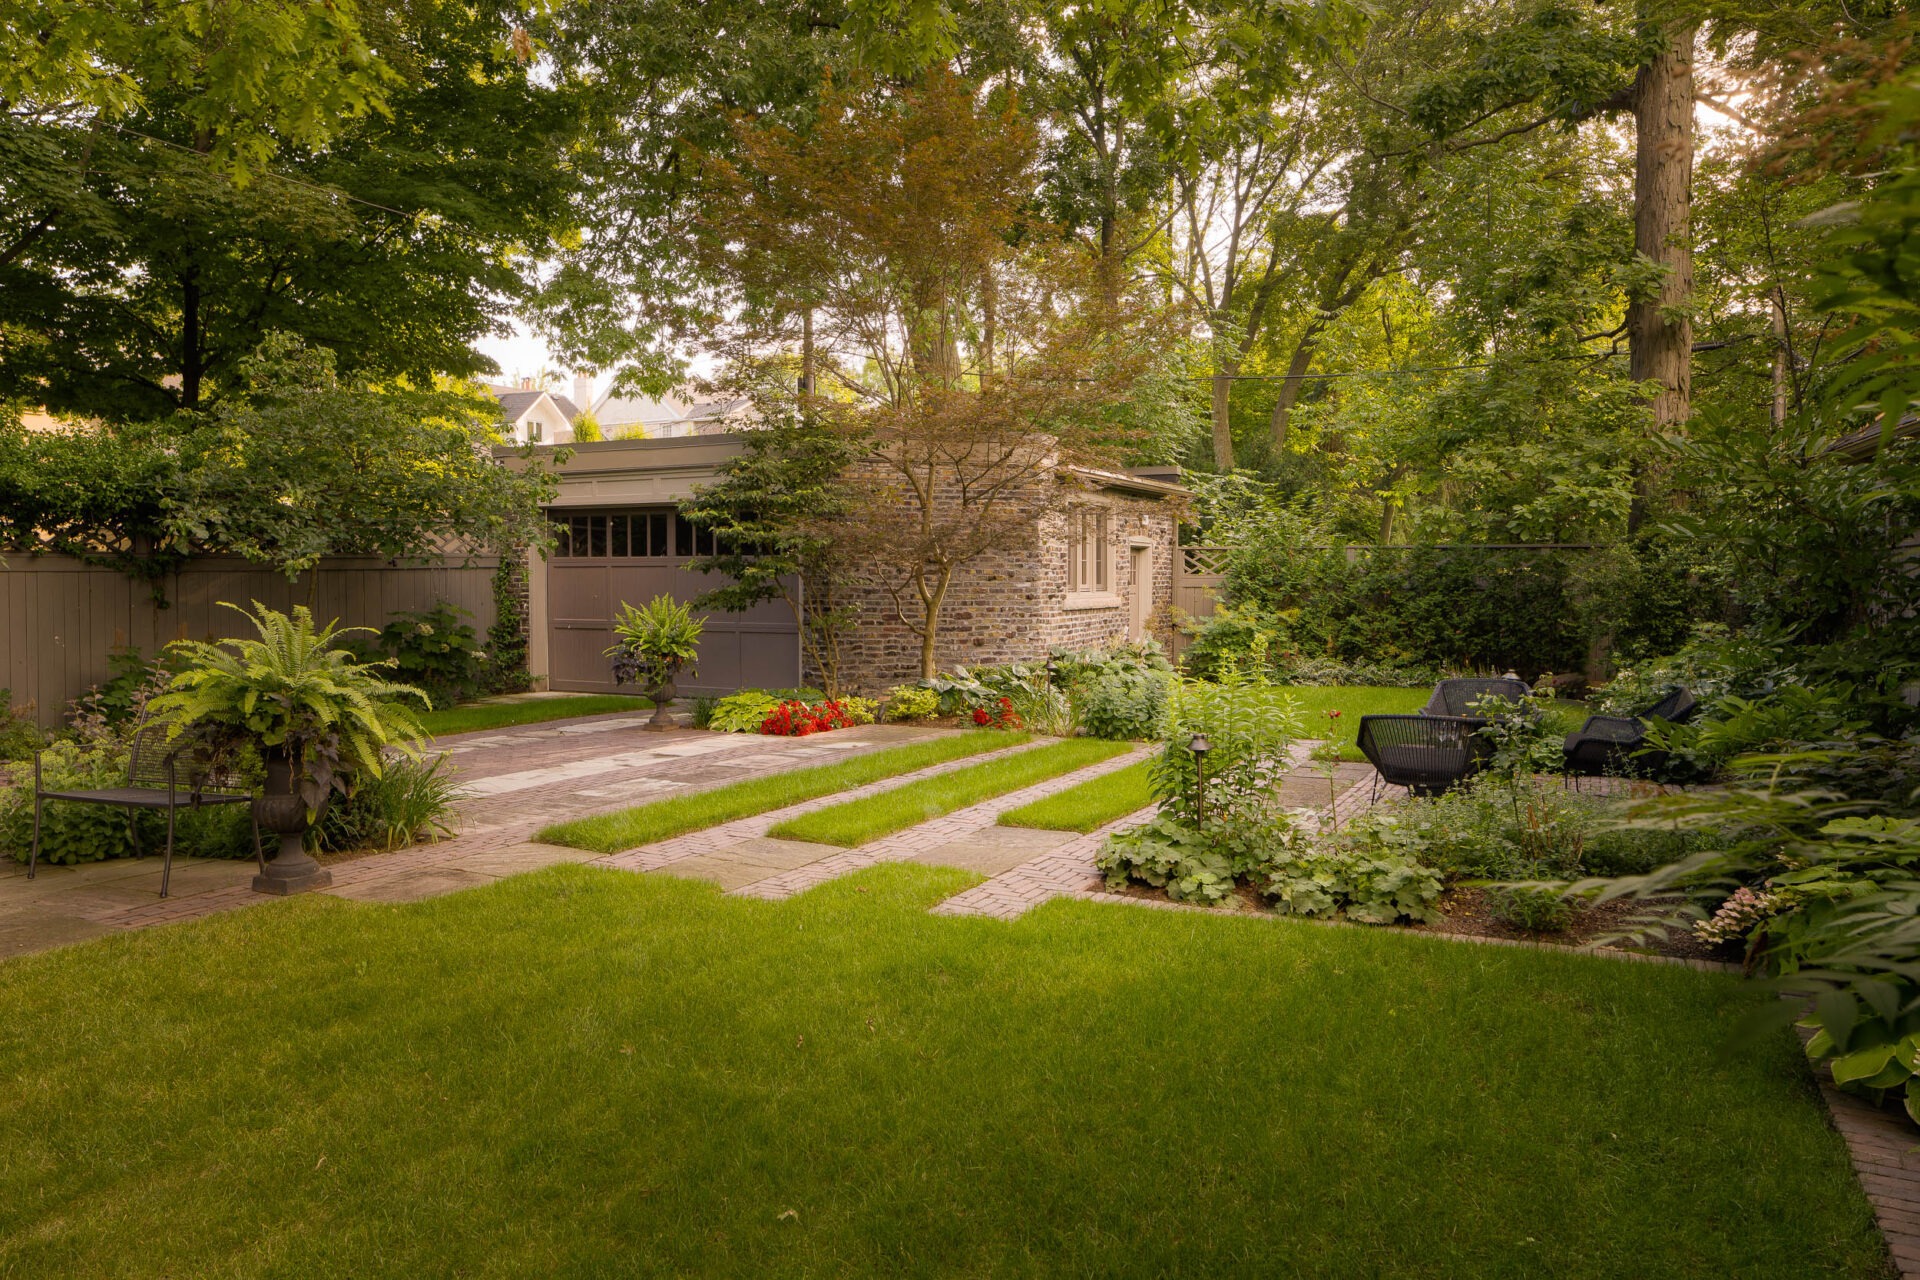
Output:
(689, 693), (721, 729)
(1178, 603), (1283, 681)
(1262, 847), (1443, 924)
(1098, 675), (1303, 903)
(1072, 666), (1170, 740)
(838, 696), (878, 726)
(1096, 812), (1299, 905)
(709, 690), (781, 733)
(0, 690), (44, 762)
(315, 755), (461, 852)
(1483, 884), (1577, 933)
(884, 686), (939, 722)
(377, 602), (486, 710)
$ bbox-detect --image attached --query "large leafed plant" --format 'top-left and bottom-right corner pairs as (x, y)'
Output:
(149, 602), (429, 813)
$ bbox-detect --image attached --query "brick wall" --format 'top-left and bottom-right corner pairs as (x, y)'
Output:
(819, 484), (1179, 692)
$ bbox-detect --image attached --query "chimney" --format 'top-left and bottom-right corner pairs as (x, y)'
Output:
(573, 372), (594, 413)
(520, 376), (535, 391)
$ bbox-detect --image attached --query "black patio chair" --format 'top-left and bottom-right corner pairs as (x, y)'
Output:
(1562, 686), (1699, 782)
(29, 718), (263, 897)
(1420, 677), (1534, 720)
(1357, 713), (1495, 799)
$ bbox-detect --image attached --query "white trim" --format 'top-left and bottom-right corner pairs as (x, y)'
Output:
(1063, 593), (1123, 611)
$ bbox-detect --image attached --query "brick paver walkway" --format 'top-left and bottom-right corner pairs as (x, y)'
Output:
(0, 714), (953, 957)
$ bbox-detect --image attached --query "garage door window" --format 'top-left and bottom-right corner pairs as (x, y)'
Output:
(554, 511), (709, 559)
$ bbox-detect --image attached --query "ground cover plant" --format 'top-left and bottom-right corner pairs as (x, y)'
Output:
(999, 761), (1153, 832)
(769, 739), (1130, 847)
(0, 864), (1887, 1277)
(538, 733), (1031, 853)
(416, 695), (653, 738)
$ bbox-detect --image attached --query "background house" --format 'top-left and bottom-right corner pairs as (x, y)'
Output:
(486, 380), (579, 445)
(591, 389), (755, 439)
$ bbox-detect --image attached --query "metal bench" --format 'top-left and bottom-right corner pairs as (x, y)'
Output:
(29, 719), (263, 897)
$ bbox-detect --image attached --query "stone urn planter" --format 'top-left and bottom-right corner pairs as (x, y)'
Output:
(644, 678), (678, 731)
(252, 751), (334, 895)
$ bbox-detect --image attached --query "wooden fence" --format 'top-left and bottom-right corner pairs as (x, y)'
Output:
(1, 554), (499, 727)
(1170, 546), (1230, 658)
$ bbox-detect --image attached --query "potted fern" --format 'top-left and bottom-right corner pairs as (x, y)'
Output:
(149, 602), (430, 895)
(606, 595), (704, 729)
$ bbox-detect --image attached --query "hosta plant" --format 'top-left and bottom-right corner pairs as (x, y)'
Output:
(148, 602), (429, 814)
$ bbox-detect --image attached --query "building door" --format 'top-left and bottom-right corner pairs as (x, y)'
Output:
(546, 508), (800, 693)
(1129, 544), (1152, 641)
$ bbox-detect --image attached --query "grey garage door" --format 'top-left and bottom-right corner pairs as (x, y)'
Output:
(546, 508), (800, 694)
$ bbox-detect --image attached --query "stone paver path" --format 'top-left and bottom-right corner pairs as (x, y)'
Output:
(0, 714), (952, 958)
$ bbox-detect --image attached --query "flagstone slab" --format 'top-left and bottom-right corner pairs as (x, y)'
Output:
(911, 827), (1075, 876)
(324, 867), (496, 904)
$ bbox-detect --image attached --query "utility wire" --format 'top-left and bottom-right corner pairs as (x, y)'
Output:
(102, 122), (423, 221)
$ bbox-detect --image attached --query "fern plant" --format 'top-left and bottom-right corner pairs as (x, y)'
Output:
(148, 602), (429, 813)
(605, 595), (704, 690)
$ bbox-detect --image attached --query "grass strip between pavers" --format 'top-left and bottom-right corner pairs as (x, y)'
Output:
(422, 694), (653, 738)
(536, 731), (1032, 853)
(998, 759), (1153, 832)
(768, 737), (1132, 848)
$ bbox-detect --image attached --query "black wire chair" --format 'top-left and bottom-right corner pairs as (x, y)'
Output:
(1562, 687), (1699, 782)
(1420, 677), (1533, 719)
(1357, 713), (1494, 799)
(29, 718), (263, 897)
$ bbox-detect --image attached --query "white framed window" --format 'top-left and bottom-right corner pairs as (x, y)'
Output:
(526, 417), (544, 443)
(1067, 508), (1110, 593)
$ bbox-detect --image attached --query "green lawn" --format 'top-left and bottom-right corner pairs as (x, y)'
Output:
(539, 731), (1031, 853)
(1276, 685), (1430, 760)
(0, 865), (1885, 1277)
(999, 759), (1153, 832)
(420, 694), (652, 738)
(769, 738), (1131, 847)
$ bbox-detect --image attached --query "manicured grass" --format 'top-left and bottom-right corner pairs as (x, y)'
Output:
(769, 738), (1131, 847)
(999, 759), (1153, 832)
(0, 864), (1885, 1277)
(538, 731), (1031, 853)
(1275, 685), (1430, 761)
(419, 694), (652, 738)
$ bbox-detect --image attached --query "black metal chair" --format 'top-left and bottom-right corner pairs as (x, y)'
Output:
(1357, 713), (1494, 798)
(1562, 687), (1699, 781)
(1420, 677), (1533, 719)
(29, 719), (263, 897)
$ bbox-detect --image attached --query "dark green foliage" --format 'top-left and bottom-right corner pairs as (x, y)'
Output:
(1215, 538), (1713, 680)
(1097, 811), (1295, 905)
(315, 756), (460, 853)
(1, 3), (586, 420)
(377, 603), (486, 711)
(0, 337), (561, 586)
(1072, 666), (1170, 740)
(1262, 847), (1444, 924)
(484, 557), (532, 696)
(0, 691), (44, 763)
(1484, 884), (1577, 933)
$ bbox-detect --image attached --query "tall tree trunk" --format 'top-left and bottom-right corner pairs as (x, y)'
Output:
(180, 267), (203, 411)
(1267, 325), (1322, 453)
(1209, 367), (1236, 470)
(918, 567), (952, 680)
(980, 267), (997, 387)
(1770, 287), (1789, 429)
(801, 308), (815, 397)
(1626, 21), (1695, 529)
